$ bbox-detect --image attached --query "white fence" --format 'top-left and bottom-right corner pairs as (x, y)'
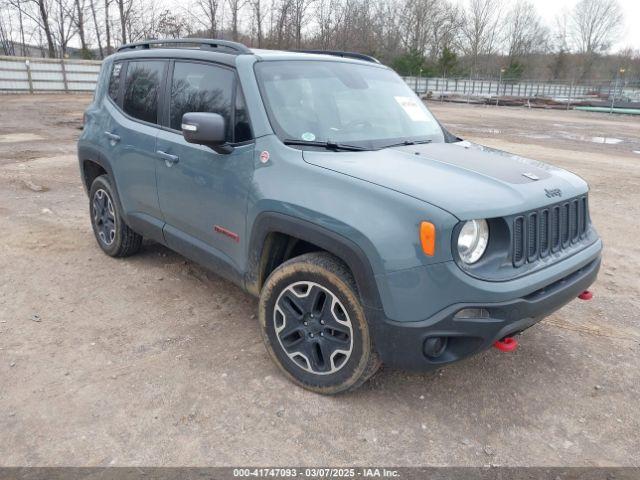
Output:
(402, 76), (640, 102)
(0, 55), (100, 92)
(403, 76), (595, 98)
(1, 55), (637, 104)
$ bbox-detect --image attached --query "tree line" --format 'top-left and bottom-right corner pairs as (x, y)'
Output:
(0, 0), (638, 81)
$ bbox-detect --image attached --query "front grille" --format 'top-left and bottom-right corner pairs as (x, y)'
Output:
(513, 195), (589, 266)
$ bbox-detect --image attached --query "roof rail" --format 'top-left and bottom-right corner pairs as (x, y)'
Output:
(117, 38), (252, 54)
(296, 50), (381, 64)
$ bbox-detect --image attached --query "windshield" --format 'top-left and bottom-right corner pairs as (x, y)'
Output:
(255, 60), (445, 149)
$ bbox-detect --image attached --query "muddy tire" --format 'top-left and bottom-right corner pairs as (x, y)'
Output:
(259, 252), (380, 394)
(89, 175), (142, 258)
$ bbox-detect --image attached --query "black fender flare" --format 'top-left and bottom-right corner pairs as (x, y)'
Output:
(245, 211), (382, 310)
(78, 144), (133, 227)
(78, 144), (121, 199)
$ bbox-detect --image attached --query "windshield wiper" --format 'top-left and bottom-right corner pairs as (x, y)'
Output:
(283, 139), (368, 151)
(379, 139), (433, 150)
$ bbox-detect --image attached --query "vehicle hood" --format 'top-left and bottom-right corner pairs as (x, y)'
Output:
(302, 141), (588, 219)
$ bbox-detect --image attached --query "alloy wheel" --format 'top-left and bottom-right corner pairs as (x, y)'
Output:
(92, 188), (116, 246)
(273, 281), (353, 375)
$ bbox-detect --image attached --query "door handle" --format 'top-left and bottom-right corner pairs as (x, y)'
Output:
(157, 150), (179, 166)
(104, 131), (120, 143)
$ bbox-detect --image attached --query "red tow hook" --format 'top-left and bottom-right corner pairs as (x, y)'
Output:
(578, 290), (593, 300)
(494, 336), (518, 352)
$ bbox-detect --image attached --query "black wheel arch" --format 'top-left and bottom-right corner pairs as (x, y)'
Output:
(245, 212), (383, 310)
(78, 144), (117, 197)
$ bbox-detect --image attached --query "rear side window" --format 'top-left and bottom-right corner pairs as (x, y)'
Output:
(108, 62), (122, 102)
(123, 60), (165, 124)
(169, 62), (234, 139)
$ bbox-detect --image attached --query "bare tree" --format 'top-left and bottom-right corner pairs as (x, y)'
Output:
(460, 0), (503, 76)
(397, 0), (438, 55)
(227, 0), (247, 41)
(250, 0), (264, 47)
(73, 0), (90, 56)
(0, 0), (635, 83)
(51, 0), (76, 56)
(271, 0), (292, 48)
(114, 0), (133, 43)
(569, 0), (623, 54)
(314, 0), (341, 49)
(290, 0), (313, 49)
(0, 1), (16, 55)
(430, 2), (463, 60)
(104, 0), (111, 53)
(88, 0), (103, 57)
(392, 0), (462, 63)
(17, 0), (57, 56)
(504, 0), (548, 67)
(4, 0), (29, 55)
(189, 0), (222, 38)
(155, 9), (191, 38)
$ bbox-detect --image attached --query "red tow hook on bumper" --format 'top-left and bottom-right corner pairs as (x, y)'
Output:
(493, 336), (518, 352)
(578, 290), (593, 300)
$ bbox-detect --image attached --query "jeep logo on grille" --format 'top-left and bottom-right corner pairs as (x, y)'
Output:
(545, 188), (562, 198)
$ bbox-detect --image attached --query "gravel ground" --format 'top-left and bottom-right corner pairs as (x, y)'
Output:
(0, 94), (638, 466)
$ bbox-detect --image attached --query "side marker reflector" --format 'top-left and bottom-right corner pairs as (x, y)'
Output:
(420, 221), (436, 256)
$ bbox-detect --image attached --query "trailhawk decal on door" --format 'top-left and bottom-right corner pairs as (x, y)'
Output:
(214, 225), (240, 242)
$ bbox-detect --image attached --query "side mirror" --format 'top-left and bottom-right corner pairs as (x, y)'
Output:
(181, 112), (233, 154)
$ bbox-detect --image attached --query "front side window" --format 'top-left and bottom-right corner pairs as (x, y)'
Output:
(169, 62), (235, 140)
(255, 61), (445, 149)
(123, 60), (164, 124)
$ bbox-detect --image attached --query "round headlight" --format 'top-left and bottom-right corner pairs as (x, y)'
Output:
(457, 219), (489, 264)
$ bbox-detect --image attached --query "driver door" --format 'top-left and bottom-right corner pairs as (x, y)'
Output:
(156, 60), (255, 282)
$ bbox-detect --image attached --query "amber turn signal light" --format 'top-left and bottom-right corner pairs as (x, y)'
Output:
(420, 221), (436, 256)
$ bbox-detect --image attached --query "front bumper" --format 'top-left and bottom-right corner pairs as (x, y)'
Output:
(367, 249), (601, 370)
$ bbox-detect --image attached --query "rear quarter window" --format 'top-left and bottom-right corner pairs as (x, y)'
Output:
(108, 62), (122, 102)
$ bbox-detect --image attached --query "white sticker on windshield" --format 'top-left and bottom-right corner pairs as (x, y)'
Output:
(301, 132), (316, 141)
(394, 96), (430, 122)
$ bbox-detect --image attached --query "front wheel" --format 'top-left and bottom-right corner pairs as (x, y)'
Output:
(259, 252), (380, 394)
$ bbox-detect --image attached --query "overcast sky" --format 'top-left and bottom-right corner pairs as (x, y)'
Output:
(546, 0), (637, 50)
(107, 0), (640, 52)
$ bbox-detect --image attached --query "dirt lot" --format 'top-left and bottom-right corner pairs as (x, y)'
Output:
(0, 94), (639, 466)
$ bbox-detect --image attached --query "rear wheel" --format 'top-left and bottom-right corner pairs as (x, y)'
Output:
(89, 175), (142, 257)
(259, 252), (380, 394)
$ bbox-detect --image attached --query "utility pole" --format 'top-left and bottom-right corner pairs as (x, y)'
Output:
(496, 67), (505, 107)
(567, 80), (574, 111)
(610, 68), (625, 114)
